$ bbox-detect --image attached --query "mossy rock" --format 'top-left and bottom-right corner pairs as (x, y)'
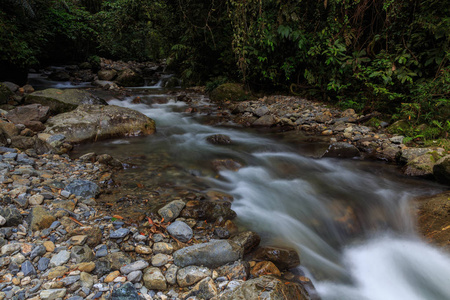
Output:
(433, 155), (450, 185)
(209, 83), (250, 102)
(387, 120), (410, 134)
(115, 68), (144, 87)
(24, 88), (107, 115)
(0, 83), (15, 105)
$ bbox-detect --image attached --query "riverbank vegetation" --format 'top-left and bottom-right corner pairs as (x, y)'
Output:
(0, 0), (449, 140)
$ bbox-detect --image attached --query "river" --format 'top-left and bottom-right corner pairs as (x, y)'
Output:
(37, 78), (450, 300)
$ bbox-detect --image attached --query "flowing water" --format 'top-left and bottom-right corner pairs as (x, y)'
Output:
(61, 85), (450, 299)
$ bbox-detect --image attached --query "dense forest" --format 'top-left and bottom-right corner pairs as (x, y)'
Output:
(1, 0), (449, 140)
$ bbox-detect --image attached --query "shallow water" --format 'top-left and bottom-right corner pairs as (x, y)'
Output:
(70, 89), (449, 300)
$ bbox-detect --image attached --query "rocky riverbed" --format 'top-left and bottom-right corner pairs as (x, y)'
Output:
(0, 68), (449, 299)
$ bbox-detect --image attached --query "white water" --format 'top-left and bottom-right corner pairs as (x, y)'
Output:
(104, 94), (449, 299)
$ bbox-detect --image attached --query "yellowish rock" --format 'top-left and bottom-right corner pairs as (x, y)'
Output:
(104, 270), (120, 283)
(43, 241), (55, 252)
(76, 262), (96, 273)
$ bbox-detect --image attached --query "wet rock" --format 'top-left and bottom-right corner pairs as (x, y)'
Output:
(251, 261), (281, 277)
(321, 142), (361, 159)
(0, 207), (23, 226)
(180, 200), (236, 222)
(177, 266), (211, 287)
(167, 221), (193, 243)
(65, 179), (99, 199)
(143, 267), (167, 290)
(217, 275), (311, 300)
(173, 240), (243, 268)
(211, 159), (243, 172)
(97, 153), (123, 169)
(185, 277), (218, 300)
(115, 68), (144, 87)
(158, 200), (186, 222)
(206, 134), (232, 145)
(216, 260), (249, 281)
(250, 246), (300, 270)
(252, 115), (277, 127)
(433, 155), (450, 185)
(25, 88), (106, 115)
(231, 231), (261, 254)
(44, 104), (156, 143)
(28, 206), (56, 231)
(111, 282), (139, 300)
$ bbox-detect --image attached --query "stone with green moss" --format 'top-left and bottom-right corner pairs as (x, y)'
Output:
(209, 83), (250, 102)
(387, 120), (410, 134)
(0, 83), (15, 105)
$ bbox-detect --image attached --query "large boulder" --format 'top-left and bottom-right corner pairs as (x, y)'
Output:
(0, 83), (15, 105)
(173, 240), (243, 268)
(24, 89), (107, 115)
(433, 155), (450, 185)
(98, 70), (118, 81)
(115, 68), (144, 87)
(216, 275), (312, 300)
(6, 104), (50, 131)
(44, 104), (156, 143)
(398, 147), (445, 165)
(209, 83), (249, 102)
(403, 154), (436, 177)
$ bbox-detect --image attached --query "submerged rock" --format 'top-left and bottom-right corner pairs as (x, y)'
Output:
(44, 104), (156, 143)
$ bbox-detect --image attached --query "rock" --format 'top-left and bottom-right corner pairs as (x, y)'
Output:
(322, 142), (361, 159)
(185, 277), (218, 300)
(173, 240), (243, 268)
(216, 275), (311, 300)
(399, 147), (444, 165)
(10, 135), (53, 154)
(29, 194), (44, 205)
(110, 228), (130, 239)
(143, 267), (167, 290)
(180, 200), (236, 222)
(44, 104), (156, 143)
(251, 261), (281, 277)
(47, 265), (69, 279)
(49, 71), (70, 81)
(151, 253), (170, 267)
(68, 226), (102, 247)
(2, 81), (19, 93)
(165, 264), (178, 285)
(153, 242), (174, 254)
(0, 215), (5, 226)
(43, 241), (55, 252)
(120, 260), (149, 275)
(25, 89), (107, 115)
(40, 288), (67, 300)
(98, 70), (118, 81)
(6, 104), (50, 130)
(404, 154), (436, 177)
(111, 282), (139, 300)
(209, 83), (249, 102)
(216, 260), (249, 281)
(92, 80), (119, 90)
(96, 153), (123, 169)
(433, 155), (450, 185)
(115, 68), (144, 87)
(0, 83), (15, 104)
(206, 134), (232, 145)
(389, 135), (404, 144)
(177, 266), (211, 287)
(416, 191), (450, 252)
(49, 250), (71, 268)
(0, 207), (23, 226)
(315, 113), (332, 123)
(250, 246), (300, 270)
(71, 245), (95, 263)
(38, 257), (50, 271)
(30, 244), (46, 259)
(211, 159), (243, 172)
(106, 252), (131, 270)
(231, 231), (261, 254)
(252, 115), (277, 127)
(64, 179), (99, 199)
(28, 206), (56, 231)
(105, 270), (120, 283)
(127, 270), (143, 283)
(167, 221), (193, 243)
(158, 200), (186, 222)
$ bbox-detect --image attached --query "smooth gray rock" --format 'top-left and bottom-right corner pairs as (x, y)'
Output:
(151, 253), (170, 267)
(109, 228), (130, 239)
(39, 288), (67, 300)
(165, 264), (178, 285)
(21, 260), (36, 276)
(120, 260), (149, 275)
(127, 270), (143, 283)
(166, 221), (193, 243)
(173, 240), (243, 268)
(65, 180), (99, 199)
(177, 266), (211, 287)
(321, 142), (361, 159)
(38, 257), (50, 271)
(49, 250), (71, 268)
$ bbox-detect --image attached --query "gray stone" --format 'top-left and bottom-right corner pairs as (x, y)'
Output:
(389, 135), (404, 144)
(158, 200), (186, 222)
(1, 243), (22, 255)
(0, 207), (23, 226)
(110, 228), (130, 239)
(71, 245), (95, 263)
(120, 260), (149, 275)
(177, 266), (211, 287)
(252, 115), (277, 127)
(231, 231), (261, 254)
(126, 270), (143, 283)
(166, 221), (193, 243)
(39, 288), (67, 300)
(111, 282), (139, 300)
(38, 257), (50, 271)
(60, 275), (80, 286)
(151, 253), (170, 267)
(165, 264), (178, 285)
(184, 277), (218, 300)
(21, 260), (36, 276)
(143, 267), (167, 290)
(173, 240), (243, 268)
(49, 250), (71, 268)
(206, 134), (232, 145)
(65, 180), (99, 199)
(30, 244), (47, 260)
(322, 142), (361, 159)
